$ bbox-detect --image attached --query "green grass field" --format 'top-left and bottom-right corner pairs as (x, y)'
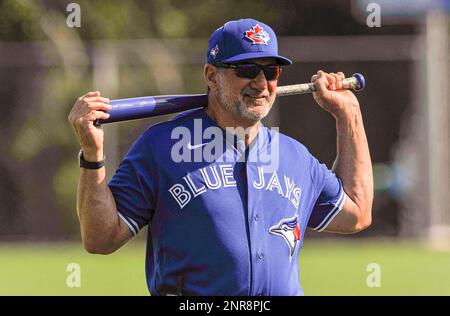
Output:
(1, 239), (450, 296)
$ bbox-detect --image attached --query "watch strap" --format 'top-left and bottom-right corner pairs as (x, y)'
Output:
(79, 150), (105, 169)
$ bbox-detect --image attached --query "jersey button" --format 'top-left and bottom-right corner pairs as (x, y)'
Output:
(254, 214), (259, 221)
(258, 253), (264, 260)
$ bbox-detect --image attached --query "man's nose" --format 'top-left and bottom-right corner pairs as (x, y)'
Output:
(251, 70), (268, 90)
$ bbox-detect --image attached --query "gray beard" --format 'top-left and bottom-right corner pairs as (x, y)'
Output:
(217, 89), (271, 122)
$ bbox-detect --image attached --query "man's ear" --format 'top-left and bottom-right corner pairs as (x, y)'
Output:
(204, 64), (219, 91)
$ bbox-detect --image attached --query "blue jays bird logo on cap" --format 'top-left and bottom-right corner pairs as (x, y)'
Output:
(245, 24), (270, 45)
(210, 44), (219, 59)
(269, 215), (301, 261)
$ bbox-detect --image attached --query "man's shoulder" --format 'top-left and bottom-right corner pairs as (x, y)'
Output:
(140, 108), (205, 140)
(266, 127), (309, 154)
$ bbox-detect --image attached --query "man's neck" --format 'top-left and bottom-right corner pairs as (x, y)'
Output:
(205, 95), (260, 147)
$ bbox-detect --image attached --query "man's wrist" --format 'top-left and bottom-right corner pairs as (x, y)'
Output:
(79, 150), (106, 169)
(82, 148), (104, 162)
(332, 102), (361, 121)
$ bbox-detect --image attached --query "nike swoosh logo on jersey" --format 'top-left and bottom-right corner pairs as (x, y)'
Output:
(187, 142), (208, 150)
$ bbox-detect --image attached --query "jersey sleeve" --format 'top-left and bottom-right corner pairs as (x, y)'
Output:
(108, 134), (156, 236)
(307, 156), (346, 232)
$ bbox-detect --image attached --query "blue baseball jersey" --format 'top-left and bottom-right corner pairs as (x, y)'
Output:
(109, 108), (345, 296)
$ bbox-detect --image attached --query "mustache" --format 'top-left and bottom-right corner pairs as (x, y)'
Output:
(241, 88), (269, 98)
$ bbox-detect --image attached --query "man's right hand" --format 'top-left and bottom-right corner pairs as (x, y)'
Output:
(68, 91), (111, 161)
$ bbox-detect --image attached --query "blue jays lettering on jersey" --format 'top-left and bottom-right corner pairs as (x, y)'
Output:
(108, 108), (345, 296)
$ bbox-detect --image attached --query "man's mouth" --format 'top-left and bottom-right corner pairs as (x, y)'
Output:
(244, 94), (268, 101)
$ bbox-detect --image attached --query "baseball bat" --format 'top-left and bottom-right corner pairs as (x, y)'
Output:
(97, 73), (365, 124)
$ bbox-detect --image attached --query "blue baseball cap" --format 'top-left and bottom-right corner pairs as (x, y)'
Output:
(207, 18), (292, 66)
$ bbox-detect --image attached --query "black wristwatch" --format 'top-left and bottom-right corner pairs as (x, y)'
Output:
(78, 150), (106, 169)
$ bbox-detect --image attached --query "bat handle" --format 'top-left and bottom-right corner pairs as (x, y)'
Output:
(338, 73), (365, 91)
(276, 73), (365, 97)
(351, 73), (365, 91)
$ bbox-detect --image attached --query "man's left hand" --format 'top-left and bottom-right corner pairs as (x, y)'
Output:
(311, 70), (360, 118)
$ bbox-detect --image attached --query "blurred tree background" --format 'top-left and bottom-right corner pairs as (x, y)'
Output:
(0, 0), (424, 240)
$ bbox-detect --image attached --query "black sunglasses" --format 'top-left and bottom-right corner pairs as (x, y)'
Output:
(214, 62), (282, 81)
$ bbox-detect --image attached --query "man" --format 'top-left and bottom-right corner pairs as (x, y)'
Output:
(68, 18), (373, 296)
